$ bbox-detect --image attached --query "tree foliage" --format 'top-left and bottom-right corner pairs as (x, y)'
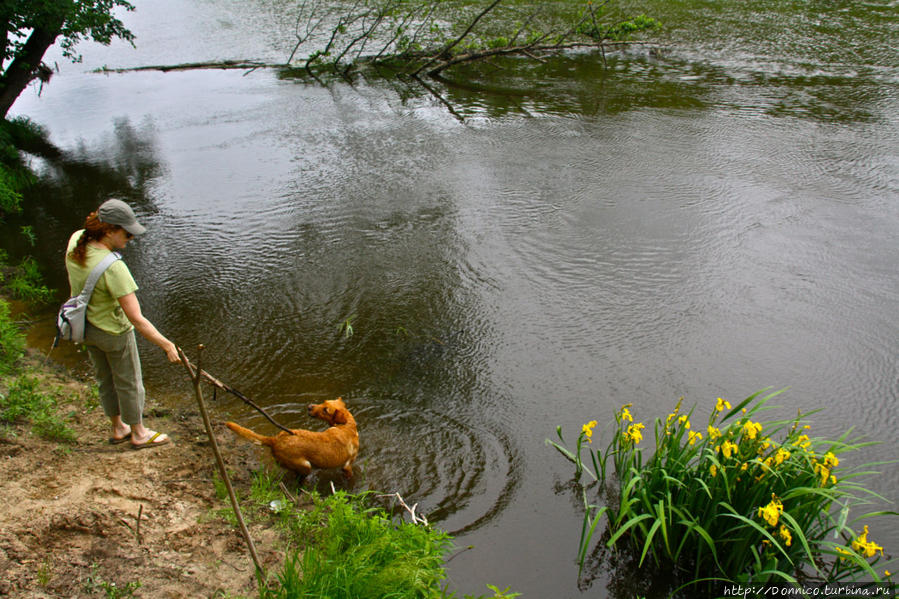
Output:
(0, 0), (135, 117)
(285, 0), (660, 79)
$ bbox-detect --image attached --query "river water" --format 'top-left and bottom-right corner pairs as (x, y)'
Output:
(5, 0), (898, 596)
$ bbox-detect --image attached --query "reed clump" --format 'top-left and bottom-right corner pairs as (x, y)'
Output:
(548, 389), (896, 593)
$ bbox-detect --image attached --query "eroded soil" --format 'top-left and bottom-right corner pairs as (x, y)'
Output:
(0, 352), (286, 599)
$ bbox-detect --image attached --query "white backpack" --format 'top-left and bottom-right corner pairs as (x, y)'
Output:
(55, 252), (122, 345)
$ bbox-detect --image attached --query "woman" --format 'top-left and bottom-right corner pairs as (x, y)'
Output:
(65, 199), (180, 449)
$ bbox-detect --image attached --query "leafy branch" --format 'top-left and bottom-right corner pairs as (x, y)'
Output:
(284, 0), (661, 79)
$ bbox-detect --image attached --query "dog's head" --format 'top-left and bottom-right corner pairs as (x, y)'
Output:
(307, 397), (350, 426)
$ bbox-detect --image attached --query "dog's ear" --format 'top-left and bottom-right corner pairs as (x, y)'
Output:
(332, 408), (348, 425)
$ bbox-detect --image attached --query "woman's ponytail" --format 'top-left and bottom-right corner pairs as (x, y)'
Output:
(68, 211), (119, 266)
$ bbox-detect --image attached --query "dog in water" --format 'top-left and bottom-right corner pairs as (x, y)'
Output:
(225, 398), (359, 478)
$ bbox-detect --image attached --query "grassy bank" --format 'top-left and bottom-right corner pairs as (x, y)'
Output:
(216, 472), (519, 599)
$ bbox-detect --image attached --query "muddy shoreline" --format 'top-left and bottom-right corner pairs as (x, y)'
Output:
(0, 348), (285, 598)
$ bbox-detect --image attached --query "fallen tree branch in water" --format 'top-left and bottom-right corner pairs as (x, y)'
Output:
(291, 0), (662, 79)
(91, 40), (659, 77)
(378, 492), (430, 526)
(93, 60), (273, 74)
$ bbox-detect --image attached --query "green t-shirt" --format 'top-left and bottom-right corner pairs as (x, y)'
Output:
(65, 230), (139, 335)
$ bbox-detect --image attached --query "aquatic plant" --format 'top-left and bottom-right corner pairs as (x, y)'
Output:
(548, 389), (897, 593)
(337, 313), (357, 338)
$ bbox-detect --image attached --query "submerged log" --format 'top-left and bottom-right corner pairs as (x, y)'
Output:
(93, 60), (273, 74)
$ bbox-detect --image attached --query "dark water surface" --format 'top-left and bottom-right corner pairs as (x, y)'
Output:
(5, 0), (898, 596)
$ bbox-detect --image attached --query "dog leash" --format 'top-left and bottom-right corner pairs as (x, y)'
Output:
(180, 353), (296, 436)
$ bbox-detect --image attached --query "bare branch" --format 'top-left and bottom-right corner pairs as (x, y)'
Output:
(334, 2), (393, 68)
(414, 0), (504, 76)
(373, 3), (429, 62)
(307, 0), (366, 70)
(426, 40), (644, 76)
(399, 1), (441, 59)
(410, 74), (465, 123)
(378, 492), (430, 526)
(509, 9), (541, 47)
(287, 0), (326, 65)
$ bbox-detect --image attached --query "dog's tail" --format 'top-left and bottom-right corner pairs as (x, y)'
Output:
(225, 422), (274, 446)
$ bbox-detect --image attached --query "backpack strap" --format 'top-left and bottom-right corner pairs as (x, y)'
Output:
(78, 251), (122, 301)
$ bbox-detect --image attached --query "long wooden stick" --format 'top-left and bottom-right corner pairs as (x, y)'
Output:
(179, 346), (264, 576)
(180, 355), (295, 435)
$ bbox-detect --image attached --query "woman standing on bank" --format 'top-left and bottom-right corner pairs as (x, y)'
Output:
(65, 199), (179, 449)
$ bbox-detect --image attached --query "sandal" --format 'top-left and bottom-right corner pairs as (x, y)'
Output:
(108, 425), (133, 444)
(108, 431), (133, 444)
(131, 431), (170, 450)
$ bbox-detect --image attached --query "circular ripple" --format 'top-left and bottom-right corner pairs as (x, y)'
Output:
(231, 397), (520, 536)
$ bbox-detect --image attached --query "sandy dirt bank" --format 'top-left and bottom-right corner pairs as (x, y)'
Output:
(0, 350), (285, 599)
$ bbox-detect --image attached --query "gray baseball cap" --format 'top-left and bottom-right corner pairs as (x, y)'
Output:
(98, 199), (146, 236)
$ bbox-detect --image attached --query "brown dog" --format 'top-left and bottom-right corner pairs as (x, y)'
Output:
(225, 398), (359, 478)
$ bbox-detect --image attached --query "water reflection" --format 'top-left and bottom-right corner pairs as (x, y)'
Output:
(279, 45), (896, 125)
(3, 118), (162, 291)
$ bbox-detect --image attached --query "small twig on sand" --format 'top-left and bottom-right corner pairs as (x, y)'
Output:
(117, 504), (143, 544)
(136, 504), (143, 545)
(279, 482), (300, 505)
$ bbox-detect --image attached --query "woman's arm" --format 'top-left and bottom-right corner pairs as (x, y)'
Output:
(118, 292), (180, 363)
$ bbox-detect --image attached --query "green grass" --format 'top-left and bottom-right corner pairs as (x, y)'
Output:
(0, 298), (25, 376)
(82, 563), (142, 599)
(0, 373), (77, 443)
(549, 389), (898, 594)
(266, 490), (452, 599)
(5, 256), (54, 305)
(212, 470), (518, 599)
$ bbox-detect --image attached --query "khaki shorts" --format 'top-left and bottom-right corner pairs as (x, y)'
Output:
(85, 324), (145, 425)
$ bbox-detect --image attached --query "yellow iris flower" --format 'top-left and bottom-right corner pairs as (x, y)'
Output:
(757, 496), (784, 527)
(582, 420), (597, 443)
(623, 422), (645, 445)
(742, 420), (763, 440)
(719, 440), (739, 459)
(851, 525), (885, 558)
(716, 397), (731, 412)
(794, 434), (812, 449)
(814, 452), (840, 485)
(774, 448), (791, 466)
(779, 525), (793, 547)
